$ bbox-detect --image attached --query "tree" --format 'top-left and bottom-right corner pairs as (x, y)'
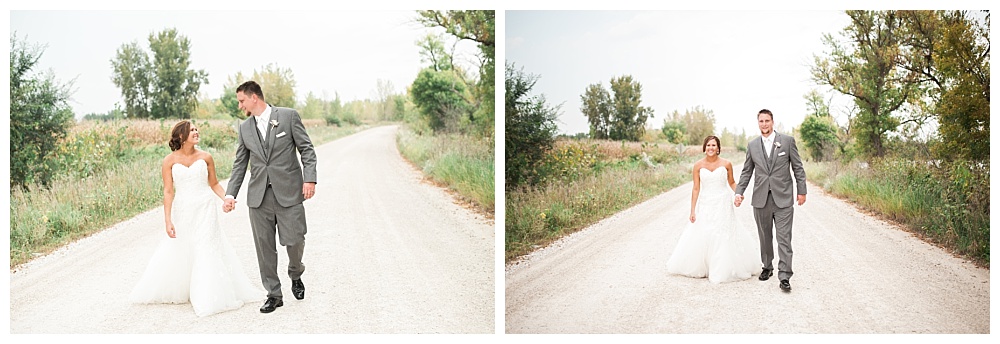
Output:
(798, 90), (841, 161)
(811, 11), (916, 157)
(191, 93), (220, 119)
(416, 10), (495, 137)
(375, 79), (397, 120)
(251, 63), (297, 108)
(674, 106), (716, 145)
(608, 76), (654, 141)
(147, 28), (208, 119)
(219, 64), (297, 118)
(301, 91), (325, 119)
(110, 41), (151, 118)
(580, 76), (653, 141)
(580, 83), (612, 139)
(83, 107), (126, 122)
(898, 10), (989, 161)
(505, 62), (559, 189)
(10, 33), (75, 188)
(409, 68), (471, 132)
(110, 28), (207, 119)
(661, 117), (686, 144)
(416, 34), (453, 72)
(326, 91), (343, 119)
(218, 72), (247, 118)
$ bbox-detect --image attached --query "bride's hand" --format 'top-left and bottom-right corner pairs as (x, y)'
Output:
(689, 213), (696, 223)
(165, 222), (176, 238)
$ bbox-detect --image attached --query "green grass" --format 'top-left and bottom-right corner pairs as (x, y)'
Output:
(395, 126), (495, 216)
(9, 119), (366, 268)
(804, 159), (989, 267)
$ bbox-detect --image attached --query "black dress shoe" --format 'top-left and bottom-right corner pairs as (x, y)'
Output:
(780, 279), (791, 292)
(292, 279), (305, 300)
(758, 268), (773, 281)
(260, 297), (283, 313)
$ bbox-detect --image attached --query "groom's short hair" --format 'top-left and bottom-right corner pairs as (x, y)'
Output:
(237, 81), (265, 101)
(758, 109), (773, 120)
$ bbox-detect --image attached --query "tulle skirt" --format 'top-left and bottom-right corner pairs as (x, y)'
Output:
(667, 191), (759, 284)
(129, 192), (263, 316)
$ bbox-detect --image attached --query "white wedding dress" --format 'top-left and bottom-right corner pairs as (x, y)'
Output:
(129, 159), (263, 316)
(666, 167), (760, 283)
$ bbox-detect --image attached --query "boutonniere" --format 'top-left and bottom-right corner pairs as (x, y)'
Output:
(270, 119), (279, 128)
(774, 141), (782, 148)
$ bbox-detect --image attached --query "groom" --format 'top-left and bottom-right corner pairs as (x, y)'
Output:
(734, 109), (806, 292)
(223, 80), (318, 313)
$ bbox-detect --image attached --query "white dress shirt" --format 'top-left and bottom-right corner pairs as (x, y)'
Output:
(762, 133), (774, 158)
(256, 105), (272, 141)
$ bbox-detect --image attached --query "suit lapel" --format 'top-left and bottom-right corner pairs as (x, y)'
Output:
(766, 133), (779, 171)
(248, 117), (267, 160)
(264, 108), (277, 160)
(757, 136), (771, 173)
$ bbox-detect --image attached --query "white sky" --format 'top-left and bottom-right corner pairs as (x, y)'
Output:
(9, 9), (480, 119)
(506, 10), (861, 137)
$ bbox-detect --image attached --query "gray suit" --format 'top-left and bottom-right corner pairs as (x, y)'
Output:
(227, 105), (317, 299)
(735, 132), (806, 281)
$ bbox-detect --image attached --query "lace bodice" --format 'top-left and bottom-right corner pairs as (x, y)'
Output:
(698, 167), (731, 195)
(171, 159), (213, 199)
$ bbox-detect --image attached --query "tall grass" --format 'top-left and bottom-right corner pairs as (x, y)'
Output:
(804, 159), (989, 267)
(504, 137), (741, 262)
(10, 118), (363, 268)
(395, 126), (495, 216)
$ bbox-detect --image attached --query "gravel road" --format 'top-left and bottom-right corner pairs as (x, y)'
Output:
(10, 125), (495, 334)
(505, 170), (989, 334)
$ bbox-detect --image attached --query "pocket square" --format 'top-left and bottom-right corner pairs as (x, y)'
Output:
(276, 131), (287, 138)
(778, 151), (786, 157)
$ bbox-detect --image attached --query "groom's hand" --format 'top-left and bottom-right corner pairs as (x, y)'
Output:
(223, 198), (237, 213)
(797, 194), (806, 206)
(303, 182), (316, 200)
(734, 194), (743, 207)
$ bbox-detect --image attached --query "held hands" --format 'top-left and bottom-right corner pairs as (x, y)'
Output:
(223, 198), (237, 213)
(734, 194), (744, 207)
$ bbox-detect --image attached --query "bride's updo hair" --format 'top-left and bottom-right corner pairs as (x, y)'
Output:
(702, 135), (721, 152)
(168, 120), (193, 151)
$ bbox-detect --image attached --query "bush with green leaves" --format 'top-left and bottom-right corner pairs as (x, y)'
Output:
(505, 62), (559, 189)
(10, 34), (76, 189)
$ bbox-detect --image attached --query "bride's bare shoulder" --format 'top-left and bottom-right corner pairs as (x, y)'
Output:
(692, 158), (705, 170)
(162, 152), (178, 167)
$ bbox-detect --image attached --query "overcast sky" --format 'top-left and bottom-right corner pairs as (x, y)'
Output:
(506, 10), (859, 137)
(9, 10), (479, 119)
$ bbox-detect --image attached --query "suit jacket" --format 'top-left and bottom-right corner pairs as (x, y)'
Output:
(735, 132), (806, 209)
(226, 105), (317, 208)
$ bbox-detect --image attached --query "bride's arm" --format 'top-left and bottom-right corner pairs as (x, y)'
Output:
(726, 160), (737, 192)
(204, 153), (227, 200)
(161, 157), (176, 238)
(690, 163), (701, 223)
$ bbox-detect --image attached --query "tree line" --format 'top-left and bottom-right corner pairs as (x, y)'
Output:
(11, 10), (494, 189)
(409, 10), (495, 138)
(808, 10), (989, 162)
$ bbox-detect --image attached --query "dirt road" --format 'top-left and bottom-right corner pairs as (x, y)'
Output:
(505, 170), (989, 334)
(10, 125), (495, 334)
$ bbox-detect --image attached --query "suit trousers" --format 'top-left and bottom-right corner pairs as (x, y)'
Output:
(753, 191), (794, 281)
(250, 185), (307, 299)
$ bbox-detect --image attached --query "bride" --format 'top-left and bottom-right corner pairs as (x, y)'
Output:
(667, 135), (759, 283)
(129, 120), (262, 316)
